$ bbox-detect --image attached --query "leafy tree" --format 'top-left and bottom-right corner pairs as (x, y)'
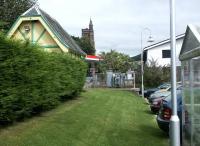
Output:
(98, 50), (135, 73)
(142, 59), (170, 88)
(72, 36), (95, 55)
(0, 20), (8, 32)
(0, 0), (37, 33)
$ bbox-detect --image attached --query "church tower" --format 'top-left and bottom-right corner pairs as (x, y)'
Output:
(82, 19), (95, 49)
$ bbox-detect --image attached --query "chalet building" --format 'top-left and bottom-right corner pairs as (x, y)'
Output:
(7, 6), (86, 56)
(133, 34), (185, 67)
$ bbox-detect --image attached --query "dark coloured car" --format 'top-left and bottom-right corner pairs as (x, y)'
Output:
(150, 97), (165, 114)
(148, 91), (170, 104)
(149, 85), (182, 113)
(143, 83), (170, 98)
(156, 90), (182, 132)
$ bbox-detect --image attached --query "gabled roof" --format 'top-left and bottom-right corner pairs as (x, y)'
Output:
(144, 34), (185, 51)
(179, 25), (200, 61)
(21, 6), (86, 55)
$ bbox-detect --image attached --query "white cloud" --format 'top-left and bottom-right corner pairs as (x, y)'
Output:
(38, 0), (200, 56)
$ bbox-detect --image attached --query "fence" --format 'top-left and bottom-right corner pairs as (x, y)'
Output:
(84, 72), (136, 88)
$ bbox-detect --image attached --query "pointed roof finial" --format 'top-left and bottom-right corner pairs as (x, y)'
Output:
(34, 1), (41, 14)
(35, 0), (40, 7)
(89, 18), (93, 25)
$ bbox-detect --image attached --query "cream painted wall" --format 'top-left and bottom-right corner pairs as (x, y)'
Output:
(13, 21), (32, 41)
(10, 19), (67, 53)
(33, 21), (44, 42)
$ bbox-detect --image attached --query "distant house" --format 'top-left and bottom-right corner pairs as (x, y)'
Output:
(7, 6), (86, 56)
(133, 34), (185, 67)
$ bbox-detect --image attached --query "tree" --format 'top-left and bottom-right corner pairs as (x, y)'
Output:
(98, 50), (135, 73)
(72, 36), (95, 55)
(0, 0), (37, 33)
(143, 59), (170, 88)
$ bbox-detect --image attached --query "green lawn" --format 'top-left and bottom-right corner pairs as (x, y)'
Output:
(0, 88), (168, 146)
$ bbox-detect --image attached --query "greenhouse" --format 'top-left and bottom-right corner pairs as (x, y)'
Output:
(180, 25), (200, 146)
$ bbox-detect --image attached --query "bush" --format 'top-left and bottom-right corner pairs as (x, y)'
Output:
(0, 34), (87, 124)
(143, 59), (170, 88)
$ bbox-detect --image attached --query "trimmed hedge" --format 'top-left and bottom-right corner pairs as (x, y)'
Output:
(0, 34), (87, 124)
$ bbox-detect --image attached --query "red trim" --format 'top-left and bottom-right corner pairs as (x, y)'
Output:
(85, 55), (103, 61)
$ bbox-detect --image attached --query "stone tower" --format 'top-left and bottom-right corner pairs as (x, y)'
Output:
(82, 19), (95, 49)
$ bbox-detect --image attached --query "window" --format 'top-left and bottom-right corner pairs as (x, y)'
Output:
(162, 50), (171, 58)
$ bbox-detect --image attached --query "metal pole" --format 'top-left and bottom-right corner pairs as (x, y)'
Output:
(134, 72), (136, 89)
(141, 32), (144, 98)
(140, 28), (153, 98)
(169, 0), (180, 145)
(189, 60), (194, 145)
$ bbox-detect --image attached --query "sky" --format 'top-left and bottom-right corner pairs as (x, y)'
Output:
(38, 0), (200, 56)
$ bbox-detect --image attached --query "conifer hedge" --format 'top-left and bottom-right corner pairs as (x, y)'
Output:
(0, 34), (87, 124)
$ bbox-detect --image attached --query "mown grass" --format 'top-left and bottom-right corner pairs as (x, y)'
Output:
(0, 88), (168, 146)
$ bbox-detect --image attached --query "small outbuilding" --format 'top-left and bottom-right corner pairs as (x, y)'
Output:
(7, 5), (86, 56)
(180, 24), (200, 146)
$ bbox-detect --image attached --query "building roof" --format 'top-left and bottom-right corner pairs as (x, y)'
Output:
(21, 6), (86, 55)
(144, 33), (185, 51)
(179, 25), (200, 61)
(132, 34), (185, 61)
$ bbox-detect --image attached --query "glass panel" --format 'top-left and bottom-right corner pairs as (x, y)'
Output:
(182, 57), (200, 146)
(182, 60), (191, 146)
(192, 57), (200, 145)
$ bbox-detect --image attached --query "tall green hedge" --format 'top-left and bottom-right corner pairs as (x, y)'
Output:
(0, 34), (87, 124)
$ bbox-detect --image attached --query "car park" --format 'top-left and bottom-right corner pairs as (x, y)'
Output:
(143, 83), (171, 98)
(156, 90), (182, 132)
(149, 85), (182, 113)
(152, 85), (171, 95)
(148, 90), (171, 104)
(150, 97), (165, 113)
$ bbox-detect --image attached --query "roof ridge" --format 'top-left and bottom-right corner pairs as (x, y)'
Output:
(35, 5), (41, 15)
(22, 5), (35, 16)
(144, 33), (185, 50)
(20, 6), (86, 55)
(188, 24), (200, 43)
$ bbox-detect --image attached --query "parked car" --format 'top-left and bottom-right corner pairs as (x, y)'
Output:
(150, 97), (164, 113)
(143, 83), (170, 98)
(152, 86), (171, 95)
(149, 85), (182, 105)
(156, 90), (182, 132)
(148, 90), (171, 103)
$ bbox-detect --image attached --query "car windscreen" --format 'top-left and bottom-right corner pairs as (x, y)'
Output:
(158, 84), (170, 89)
(163, 94), (171, 102)
(164, 92), (182, 103)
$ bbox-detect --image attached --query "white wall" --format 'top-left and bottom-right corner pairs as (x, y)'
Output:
(146, 38), (183, 66)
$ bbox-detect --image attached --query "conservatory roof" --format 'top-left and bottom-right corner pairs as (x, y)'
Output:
(179, 25), (200, 61)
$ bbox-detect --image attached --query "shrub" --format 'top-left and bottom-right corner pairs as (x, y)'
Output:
(0, 34), (87, 124)
(143, 59), (170, 88)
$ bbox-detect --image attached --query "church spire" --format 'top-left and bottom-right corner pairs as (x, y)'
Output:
(89, 18), (92, 25)
(89, 18), (93, 30)
(82, 19), (95, 49)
